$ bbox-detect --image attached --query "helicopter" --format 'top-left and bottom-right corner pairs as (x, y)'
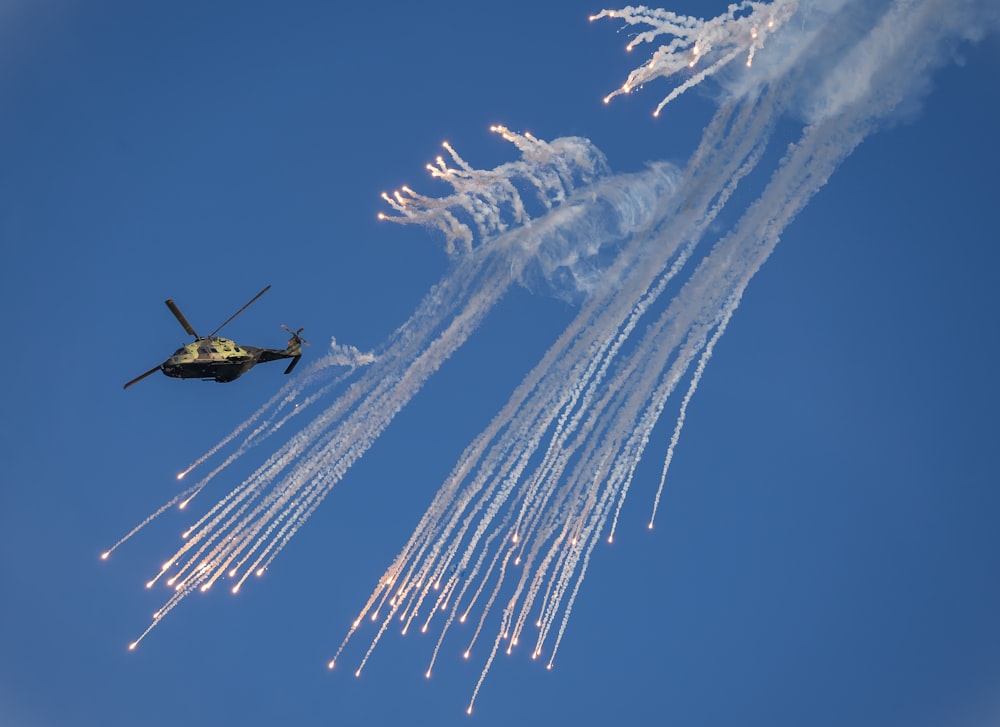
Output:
(124, 285), (308, 390)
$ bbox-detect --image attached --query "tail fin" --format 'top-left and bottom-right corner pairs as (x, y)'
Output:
(281, 325), (310, 374)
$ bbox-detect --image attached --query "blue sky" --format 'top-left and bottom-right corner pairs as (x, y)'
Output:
(2, 2), (999, 726)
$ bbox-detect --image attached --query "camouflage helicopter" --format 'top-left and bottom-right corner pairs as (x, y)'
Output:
(124, 285), (308, 390)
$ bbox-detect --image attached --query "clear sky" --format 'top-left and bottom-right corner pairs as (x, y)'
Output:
(2, 2), (999, 726)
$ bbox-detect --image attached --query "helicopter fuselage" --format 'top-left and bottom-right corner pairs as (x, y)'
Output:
(160, 336), (297, 383)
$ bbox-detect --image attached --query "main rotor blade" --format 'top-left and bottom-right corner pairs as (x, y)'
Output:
(283, 355), (301, 375)
(206, 284), (271, 339)
(165, 299), (199, 338)
(124, 365), (162, 390)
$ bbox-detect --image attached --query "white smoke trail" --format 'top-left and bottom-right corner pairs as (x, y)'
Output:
(592, 1), (799, 114)
(333, 0), (998, 711)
